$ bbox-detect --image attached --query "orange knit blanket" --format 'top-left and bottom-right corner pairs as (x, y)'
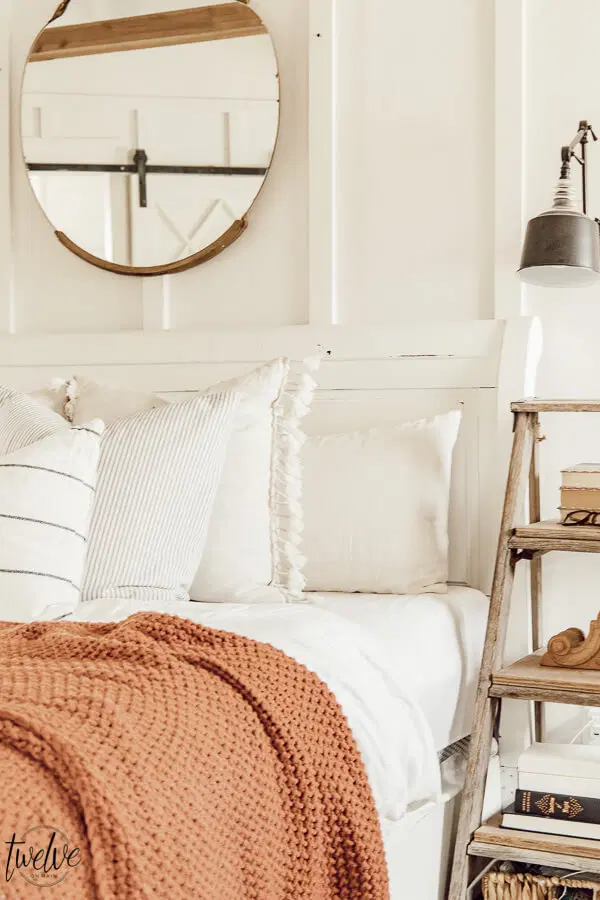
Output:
(0, 613), (389, 899)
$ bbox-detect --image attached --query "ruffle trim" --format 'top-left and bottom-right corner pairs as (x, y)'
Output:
(63, 377), (79, 423)
(270, 355), (321, 603)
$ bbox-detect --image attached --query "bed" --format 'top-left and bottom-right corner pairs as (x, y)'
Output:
(0, 317), (542, 899)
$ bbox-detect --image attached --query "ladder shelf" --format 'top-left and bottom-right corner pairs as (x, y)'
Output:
(511, 519), (600, 553)
(449, 400), (600, 899)
(491, 651), (600, 706)
(470, 815), (600, 875)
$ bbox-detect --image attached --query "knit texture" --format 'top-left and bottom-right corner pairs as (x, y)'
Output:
(0, 613), (389, 899)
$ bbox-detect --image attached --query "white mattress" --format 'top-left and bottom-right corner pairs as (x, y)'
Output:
(309, 585), (489, 752)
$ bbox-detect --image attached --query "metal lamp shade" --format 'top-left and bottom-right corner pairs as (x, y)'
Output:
(518, 209), (600, 287)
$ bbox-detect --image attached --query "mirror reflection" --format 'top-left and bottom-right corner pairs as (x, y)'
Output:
(21, 1), (279, 275)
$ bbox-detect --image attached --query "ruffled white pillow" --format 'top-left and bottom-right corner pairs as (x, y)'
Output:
(65, 358), (319, 603)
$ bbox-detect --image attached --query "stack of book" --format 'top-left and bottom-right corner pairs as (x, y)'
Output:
(560, 463), (600, 524)
(502, 743), (600, 840)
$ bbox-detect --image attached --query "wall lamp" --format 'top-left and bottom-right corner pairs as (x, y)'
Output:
(519, 120), (600, 287)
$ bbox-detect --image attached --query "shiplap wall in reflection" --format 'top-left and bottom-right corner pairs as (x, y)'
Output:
(5, 0), (308, 333)
(22, 34), (279, 268)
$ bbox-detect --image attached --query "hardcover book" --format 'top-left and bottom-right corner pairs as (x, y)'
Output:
(516, 789), (600, 825)
(519, 743), (600, 777)
(561, 487), (600, 511)
(562, 463), (600, 490)
(520, 771), (600, 800)
(502, 806), (600, 841)
(518, 743), (600, 799)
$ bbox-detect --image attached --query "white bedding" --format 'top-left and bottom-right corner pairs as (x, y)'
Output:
(47, 586), (487, 830)
(309, 585), (489, 751)
(63, 595), (443, 825)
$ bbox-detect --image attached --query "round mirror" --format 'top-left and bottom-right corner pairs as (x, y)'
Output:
(21, 0), (279, 276)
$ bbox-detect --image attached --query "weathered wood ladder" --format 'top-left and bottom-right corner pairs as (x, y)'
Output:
(449, 399), (600, 899)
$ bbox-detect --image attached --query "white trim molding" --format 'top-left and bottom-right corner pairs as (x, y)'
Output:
(494, 0), (528, 320)
(308, 0), (336, 324)
(142, 276), (172, 331)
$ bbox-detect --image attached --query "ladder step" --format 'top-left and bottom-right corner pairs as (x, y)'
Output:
(470, 816), (600, 874)
(491, 651), (600, 706)
(512, 399), (600, 413)
(510, 520), (600, 554)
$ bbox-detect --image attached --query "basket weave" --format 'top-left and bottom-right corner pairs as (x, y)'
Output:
(483, 871), (600, 899)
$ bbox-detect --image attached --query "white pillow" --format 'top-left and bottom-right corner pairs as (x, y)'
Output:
(0, 387), (103, 621)
(66, 359), (318, 603)
(302, 411), (462, 594)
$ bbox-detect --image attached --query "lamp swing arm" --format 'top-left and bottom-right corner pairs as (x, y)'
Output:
(561, 120), (598, 214)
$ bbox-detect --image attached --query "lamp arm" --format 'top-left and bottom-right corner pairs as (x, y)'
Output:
(561, 120), (598, 214)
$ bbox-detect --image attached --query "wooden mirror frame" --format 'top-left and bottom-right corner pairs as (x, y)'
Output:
(26, 0), (279, 278)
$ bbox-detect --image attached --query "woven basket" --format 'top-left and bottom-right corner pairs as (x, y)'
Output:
(483, 871), (600, 899)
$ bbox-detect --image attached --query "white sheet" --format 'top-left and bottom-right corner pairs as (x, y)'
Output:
(308, 585), (489, 751)
(63, 595), (442, 824)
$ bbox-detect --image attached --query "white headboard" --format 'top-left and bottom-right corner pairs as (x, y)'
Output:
(0, 317), (542, 593)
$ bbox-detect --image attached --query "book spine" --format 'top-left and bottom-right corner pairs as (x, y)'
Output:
(516, 789), (600, 825)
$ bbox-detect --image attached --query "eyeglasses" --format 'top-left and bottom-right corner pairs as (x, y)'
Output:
(562, 509), (600, 526)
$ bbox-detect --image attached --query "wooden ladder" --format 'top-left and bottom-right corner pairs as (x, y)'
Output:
(449, 399), (600, 900)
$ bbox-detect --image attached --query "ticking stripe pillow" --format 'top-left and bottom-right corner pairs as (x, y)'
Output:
(0, 386), (238, 608)
(0, 388), (103, 622)
(82, 392), (238, 603)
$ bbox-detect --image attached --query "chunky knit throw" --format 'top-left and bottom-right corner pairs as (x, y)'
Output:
(0, 613), (389, 899)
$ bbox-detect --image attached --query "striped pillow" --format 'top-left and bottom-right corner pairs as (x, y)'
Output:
(1, 386), (238, 607)
(82, 393), (238, 602)
(0, 388), (103, 621)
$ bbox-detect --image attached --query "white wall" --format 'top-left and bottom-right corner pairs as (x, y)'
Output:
(335, 0), (495, 323)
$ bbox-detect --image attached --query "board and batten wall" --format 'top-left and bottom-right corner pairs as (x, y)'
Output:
(4, 2), (600, 692)
(1, 0), (496, 333)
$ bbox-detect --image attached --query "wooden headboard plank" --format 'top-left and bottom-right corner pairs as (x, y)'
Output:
(0, 359), (498, 394)
(0, 322), (502, 367)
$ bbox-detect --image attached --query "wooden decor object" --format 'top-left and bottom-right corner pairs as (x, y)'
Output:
(449, 398), (600, 899)
(32, 4), (266, 62)
(542, 617), (600, 670)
